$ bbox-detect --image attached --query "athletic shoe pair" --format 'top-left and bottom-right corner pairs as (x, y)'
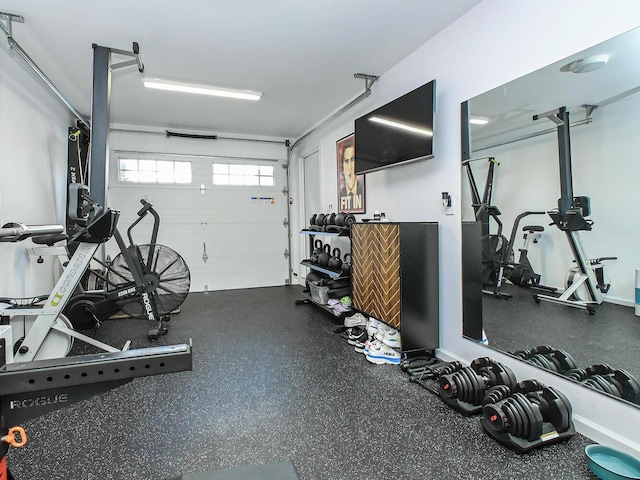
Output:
(364, 339), (401, 365)
(375, 323), (401, 349)
(344, 312), (367, 328)
(347, 327), (368, 353)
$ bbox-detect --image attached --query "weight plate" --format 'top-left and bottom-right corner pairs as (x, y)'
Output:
(552, 349), (577, 371)
(438, 375), (457, 399)
(513, 393), (534, 440)
(503, 400), (523, 438)
(453, 371), (469, 402)
(483, 403), (509, 433)
(460, 368), (479, 404)
(509, 395), (529, 439)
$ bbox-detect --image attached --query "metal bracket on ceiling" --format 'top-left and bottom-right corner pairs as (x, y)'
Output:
(107, 41), (145, 73)
(533, 107), (566, 126)
(289, 72), (379, 152)
(0, 11), (24, 40)
(582, 104), (597, 121)
(354, 73), (379, 94)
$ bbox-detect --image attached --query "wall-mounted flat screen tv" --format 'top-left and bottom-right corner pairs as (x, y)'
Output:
(355, 79), (435, 175)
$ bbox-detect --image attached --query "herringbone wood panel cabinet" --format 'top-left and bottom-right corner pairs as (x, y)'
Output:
(351, 222), (439, 354)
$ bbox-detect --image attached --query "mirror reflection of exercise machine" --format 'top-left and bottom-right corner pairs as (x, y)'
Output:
(532, 107), (616, 315)
(463, 157), (555, 300)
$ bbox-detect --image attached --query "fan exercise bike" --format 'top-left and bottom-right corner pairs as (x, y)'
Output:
(63, 184), (190, 337)
(0, 184), (190, 364)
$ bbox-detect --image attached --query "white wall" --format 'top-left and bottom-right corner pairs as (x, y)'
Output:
(0, 46), (73, 296)
(291, 0), (640, 455)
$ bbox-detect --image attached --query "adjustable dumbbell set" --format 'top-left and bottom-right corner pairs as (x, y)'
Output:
(511, 345), (640, 405)
(564, 365), (640, 405)
(403, 356), (576, 453)
(511, 345), (578, 375)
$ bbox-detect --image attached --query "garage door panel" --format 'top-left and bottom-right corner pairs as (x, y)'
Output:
(108, 153), (289, 292)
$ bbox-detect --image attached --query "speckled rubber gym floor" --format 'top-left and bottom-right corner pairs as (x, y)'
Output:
(8, 286), (596, 480)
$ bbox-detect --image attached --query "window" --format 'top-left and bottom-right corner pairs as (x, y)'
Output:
(212, 163), (274, 186)
(118, 158), (192, 184)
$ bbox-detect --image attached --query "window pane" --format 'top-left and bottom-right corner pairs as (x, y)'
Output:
(118, 158), (192, 184)
(213, 174), (229, 185)
(157, 160), (174, 172)
(259, 165), (274, 176)
(157, 171), (174, 183)
(120, 170), (138, 182)
(229, 164), (244, 175)
(139, 160), (156, 171)
(245, 164), (259, 175)
(245, 175), (259, 186)
(120, 159), (138, 170)
(213, 163), (228, 174)
(229, 174), (244, 185)
(138, 171), (156, 183)
(260, 176), (274, 186)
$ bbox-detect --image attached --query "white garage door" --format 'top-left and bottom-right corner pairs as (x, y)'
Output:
(107, 152), (290, 292)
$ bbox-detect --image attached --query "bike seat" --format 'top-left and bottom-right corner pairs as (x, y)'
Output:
(31, 233), (68, 246)
(523, 225), (544, 233)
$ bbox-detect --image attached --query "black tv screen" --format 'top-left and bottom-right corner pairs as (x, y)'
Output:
(355, 79), (435, 174)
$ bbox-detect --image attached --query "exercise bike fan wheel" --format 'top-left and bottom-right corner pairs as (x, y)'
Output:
(106, 244), (190, 318)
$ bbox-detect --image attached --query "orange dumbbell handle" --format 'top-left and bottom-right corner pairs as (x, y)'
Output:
(2, 427), (27, 447)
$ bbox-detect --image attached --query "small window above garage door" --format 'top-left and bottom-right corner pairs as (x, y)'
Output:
(118, 158), (192, 184)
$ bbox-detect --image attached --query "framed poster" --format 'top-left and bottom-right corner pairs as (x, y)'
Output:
(337, 133), (365, 214)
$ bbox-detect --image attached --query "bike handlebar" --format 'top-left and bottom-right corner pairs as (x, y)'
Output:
(137, 198), (154, 217)
(127, 199), (160, 246)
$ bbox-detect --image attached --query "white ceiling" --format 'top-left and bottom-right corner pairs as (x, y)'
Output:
(0, 0), (481, 139)
(468, 27), (640, 151)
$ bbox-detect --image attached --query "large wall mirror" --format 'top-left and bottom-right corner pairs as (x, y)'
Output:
(461, 27), (640, 409)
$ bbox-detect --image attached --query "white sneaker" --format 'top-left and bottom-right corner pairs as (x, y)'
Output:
(366, 317), (381, 337)
(375, 324), (401, 349)
(365, 342), (401, 365)
(344, 312), (367, 328)
(363, 338), (384, 355)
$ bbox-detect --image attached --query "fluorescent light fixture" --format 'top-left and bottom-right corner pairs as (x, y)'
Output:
(469, 116), (490, 125)
(369, 116), (433, 136)
(143, 78), (262, 101)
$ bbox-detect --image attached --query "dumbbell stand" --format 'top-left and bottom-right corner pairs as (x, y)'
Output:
(440, 396), (482, 416)
(480, 418), (575, 454)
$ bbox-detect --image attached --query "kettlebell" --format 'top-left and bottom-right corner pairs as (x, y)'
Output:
(309, 214), (317, 226)
(315, 213), (326, 227)
(341, 253), (352, 276)
(317, 244), (331, 266)
(327, 213), (336, 225)
(310, 239), (323, 262)
(328, 247), (342, 270)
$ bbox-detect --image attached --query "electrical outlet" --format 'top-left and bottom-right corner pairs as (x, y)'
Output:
(204, 284), (208, 292)
(328, 203), (333, 210)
